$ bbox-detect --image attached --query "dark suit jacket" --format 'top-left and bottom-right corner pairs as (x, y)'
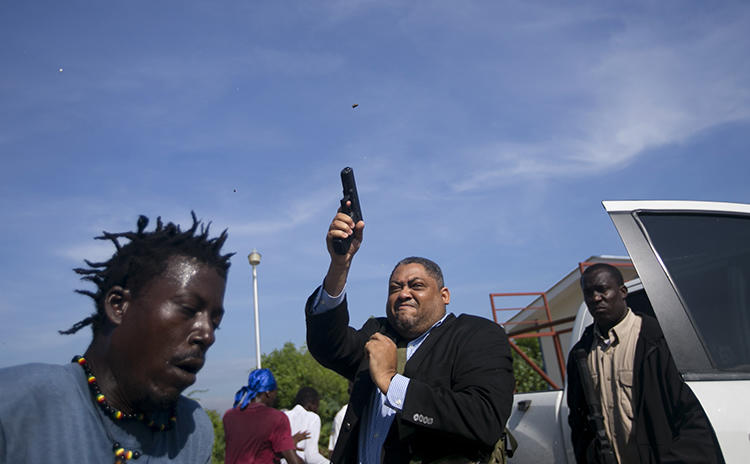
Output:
(567, 315), (724, 464)
(305, 288), (514, 464)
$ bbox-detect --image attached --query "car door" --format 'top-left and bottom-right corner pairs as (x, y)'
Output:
(604, 200), (750, 462)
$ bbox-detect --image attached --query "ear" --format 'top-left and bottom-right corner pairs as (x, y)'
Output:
(441, 287), (451, 305)
(103, 286), (132, 326)
(619, 284), (628, 300)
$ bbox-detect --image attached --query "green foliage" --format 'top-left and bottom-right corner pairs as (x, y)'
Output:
(205, 409), (226, 464)
(262, 342), (349, 449)
(512, 337), (552, 393)
(193, 342), (346, 461)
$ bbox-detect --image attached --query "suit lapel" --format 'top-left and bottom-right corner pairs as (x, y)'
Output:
(402, 313), (456, 376)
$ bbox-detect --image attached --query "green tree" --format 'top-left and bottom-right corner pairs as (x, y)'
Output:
(187, 389), (226, 464)
(262, 342), (349, 450)
(512, 336), (552, 393)
(205, 409), (226, 464)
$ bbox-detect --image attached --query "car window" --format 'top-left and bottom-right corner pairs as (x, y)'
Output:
(637, 212), (750, 372)
(626, 287), (656, 320)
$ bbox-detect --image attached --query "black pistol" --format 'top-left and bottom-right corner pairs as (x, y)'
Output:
(332, 167), (363, 255)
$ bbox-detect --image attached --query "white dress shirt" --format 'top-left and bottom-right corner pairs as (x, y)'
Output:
(328, 403), (348, 452)
(284, 404), (330, 464)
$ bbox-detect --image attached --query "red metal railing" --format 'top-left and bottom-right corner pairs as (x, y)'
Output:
(490, 291), (568, 389)
(491, 261), (636, 391)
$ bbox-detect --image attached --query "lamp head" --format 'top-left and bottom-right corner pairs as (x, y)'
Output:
(247, 250), (261, 266)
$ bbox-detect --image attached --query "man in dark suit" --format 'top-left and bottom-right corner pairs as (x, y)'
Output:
(305, 205), (514, 463)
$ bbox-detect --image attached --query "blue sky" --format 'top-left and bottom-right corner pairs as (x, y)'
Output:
(2, 1), (749, 412)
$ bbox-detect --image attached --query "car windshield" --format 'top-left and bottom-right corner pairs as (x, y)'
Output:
(638, 212), (750, 372)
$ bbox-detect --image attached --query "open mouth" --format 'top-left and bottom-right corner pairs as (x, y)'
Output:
(177, 365), (199, 375)
(174, 358), (204, 375)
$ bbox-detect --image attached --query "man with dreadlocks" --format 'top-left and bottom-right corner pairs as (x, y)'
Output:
(0, 213), (232, 463)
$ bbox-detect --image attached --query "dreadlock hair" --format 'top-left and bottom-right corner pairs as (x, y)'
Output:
(60, 212), (234, 336)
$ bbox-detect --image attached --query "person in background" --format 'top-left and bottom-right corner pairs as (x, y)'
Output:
(284, 387), (329, 464)
(567, 263), (724, 463)
(327, 381), (351, 455)
(224, 369), (304, 464)
(327, 402), (347, 455)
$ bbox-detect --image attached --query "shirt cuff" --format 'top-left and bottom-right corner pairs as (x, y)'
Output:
(310, 282), (346, 314)
(385, 374), (409, 411)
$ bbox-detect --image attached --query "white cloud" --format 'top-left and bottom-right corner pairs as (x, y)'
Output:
(57, 241), (115, 263)
(224, 188), (335, 237)
(448, 4), (750, 192)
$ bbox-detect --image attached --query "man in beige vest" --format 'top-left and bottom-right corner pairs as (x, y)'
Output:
(566, 263), (723, 463)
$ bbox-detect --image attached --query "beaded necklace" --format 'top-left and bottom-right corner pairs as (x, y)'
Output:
(72, 355), (177, 463)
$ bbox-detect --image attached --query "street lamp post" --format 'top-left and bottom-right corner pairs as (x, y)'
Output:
(248, 249), (262, 369)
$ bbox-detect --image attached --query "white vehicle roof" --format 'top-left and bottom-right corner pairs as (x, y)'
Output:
(603, 200), (750, 214)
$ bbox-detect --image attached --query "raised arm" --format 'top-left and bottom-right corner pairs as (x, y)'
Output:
(323, 201), (364, 297)
(306, 203), (368, 381)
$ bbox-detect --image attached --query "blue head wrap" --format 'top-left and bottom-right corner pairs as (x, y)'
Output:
(233, 368), (278, 409)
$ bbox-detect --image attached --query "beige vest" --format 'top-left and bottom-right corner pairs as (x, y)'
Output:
(588, 308), (641, 463)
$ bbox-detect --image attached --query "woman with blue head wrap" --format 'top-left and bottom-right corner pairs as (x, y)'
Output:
(224, 368), (305, 464)
(233, 368), (278, 409)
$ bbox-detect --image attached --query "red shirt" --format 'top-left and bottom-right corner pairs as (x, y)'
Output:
(223, 403), (296, 464)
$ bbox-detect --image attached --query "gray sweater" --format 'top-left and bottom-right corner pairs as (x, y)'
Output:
(0, 362), (213, 463)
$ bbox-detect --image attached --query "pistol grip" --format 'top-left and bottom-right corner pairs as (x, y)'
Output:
(332, 235), (353, 255)
(332, 198), (354, 255)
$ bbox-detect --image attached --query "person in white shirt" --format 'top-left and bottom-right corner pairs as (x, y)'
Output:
(327, 403), (347, 454)
(284, 387), (329, 464)
(327, 381), (351, 454)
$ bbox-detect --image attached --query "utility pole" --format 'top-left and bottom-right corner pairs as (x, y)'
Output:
(248, 249), (262, 369)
